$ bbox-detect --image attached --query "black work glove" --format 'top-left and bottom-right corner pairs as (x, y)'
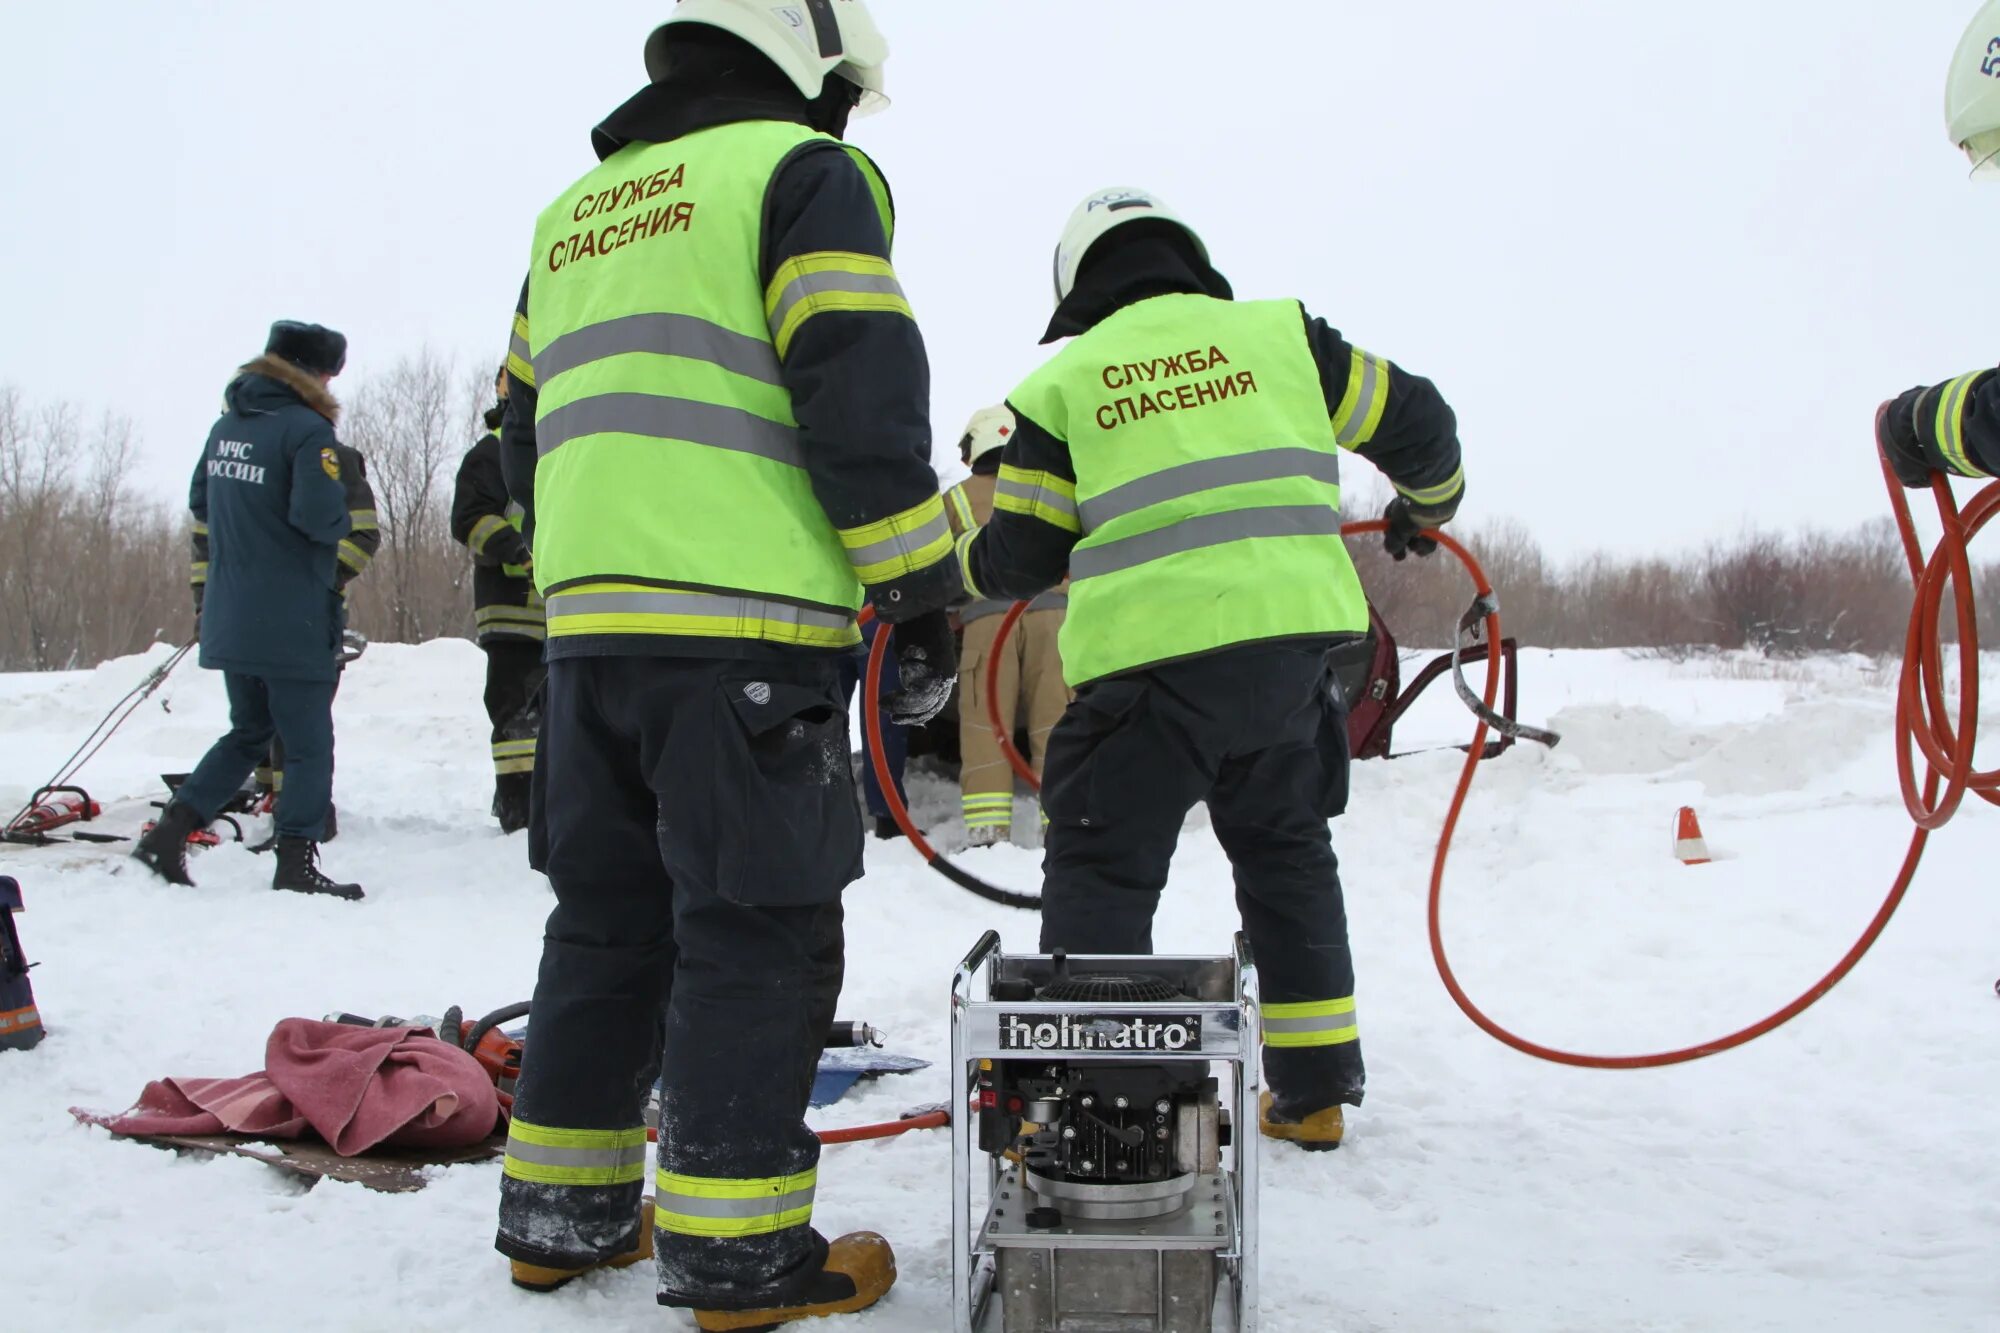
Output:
(883, 609), (958, 728)
(1383, 498), (1442, 562)
(1876, 400), (1934, 490)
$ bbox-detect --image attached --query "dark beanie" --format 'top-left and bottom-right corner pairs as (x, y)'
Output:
(266, 321), (348, 376)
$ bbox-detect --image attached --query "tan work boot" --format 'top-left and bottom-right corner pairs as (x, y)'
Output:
(693, 1232), (896, 1331)
(1259, 1091), (1344, 1152)
(510, 1199), (655, 1292)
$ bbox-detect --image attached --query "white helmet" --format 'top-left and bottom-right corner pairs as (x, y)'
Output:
(1946, 1), (2000, 176)
(646, 0), (890, 114)
(959, 405), (1016, 465)
(1053, 187), (1208, 303)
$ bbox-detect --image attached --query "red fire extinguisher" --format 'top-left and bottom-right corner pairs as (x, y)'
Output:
(5, 787), (101, 840)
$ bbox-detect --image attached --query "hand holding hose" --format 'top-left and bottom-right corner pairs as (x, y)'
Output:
(882, 609), (957, 727)
(1383, 497), (1444, 561)
(1876, 400), (1936, 490)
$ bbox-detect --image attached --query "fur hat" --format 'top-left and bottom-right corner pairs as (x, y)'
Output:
(265, 321), (348, 377)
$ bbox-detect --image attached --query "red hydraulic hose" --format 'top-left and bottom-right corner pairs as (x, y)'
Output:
(986, 599), (1044, 790)
(647, 1110), (951, 1148)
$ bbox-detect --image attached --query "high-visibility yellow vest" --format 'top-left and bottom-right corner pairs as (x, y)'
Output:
(526, 120), (890, 650)
(1006, 294), (1369, 687)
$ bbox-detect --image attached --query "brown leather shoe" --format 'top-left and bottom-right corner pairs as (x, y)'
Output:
(1259, 1091), (1344, 1152)
(693, 1232), (897, 1331)
(509, 1199), (655, 1292)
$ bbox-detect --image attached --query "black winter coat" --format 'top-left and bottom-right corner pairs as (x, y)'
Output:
(187, 355), (353, 682)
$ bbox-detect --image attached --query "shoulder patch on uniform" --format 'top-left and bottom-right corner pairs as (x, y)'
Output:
(321, 447), (340, 481)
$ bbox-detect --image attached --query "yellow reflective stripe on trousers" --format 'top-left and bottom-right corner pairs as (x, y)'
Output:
(994, 465), (1080, 534)
(655, 1167), (817, 1239)
(1262, 997), (1358, 1048)
(545, 584), (858, 648)
(190, 561), (209, 586)
(509, 312), (536, 389)
(1395, 464), (1465, 509)
(764, 252), (912, 360)
(963, 793), (1014, 828)
(838, 494), (952, 585)
(1332, 348), (1391, 449)
(503, 1120), (648, 1186)
(1933, 372), (1991, 478)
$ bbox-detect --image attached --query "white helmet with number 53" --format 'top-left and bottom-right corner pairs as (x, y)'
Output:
(647, 0), (890, 114)
(1946, 0), (2000, 176)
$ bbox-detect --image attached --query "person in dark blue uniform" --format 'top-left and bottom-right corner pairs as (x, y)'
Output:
(132, 322), (366, 900)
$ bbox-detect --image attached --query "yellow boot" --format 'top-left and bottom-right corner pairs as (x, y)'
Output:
(693, 1232), (897, 1331)
(1259, 1092), (1344, 1152)
(510, 1199), (655, 1292)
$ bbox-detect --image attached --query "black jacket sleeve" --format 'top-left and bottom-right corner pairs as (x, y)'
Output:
(500, 276), (541, 542)
(335, 445), (380, 590)
(961, 406), (1078, 602)
(1882, 369), (2000, 480)
(1302, 307), (1465, 523)
(761, 142), (956, 619)
(452, 435), (533, 568)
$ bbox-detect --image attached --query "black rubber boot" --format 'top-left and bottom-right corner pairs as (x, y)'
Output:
(253, 803), (336, 855)
(272, 837), (364, 901)
(131, 801), (202, 886)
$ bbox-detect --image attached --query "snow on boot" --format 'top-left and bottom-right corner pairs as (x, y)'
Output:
(966, 824), (1010, 848)
(511, 1199), (654, 1292)
(272, 837), (363, 901)
(130, 801), (202, 886)
(1259, 1090), (1343, 1152)
(692, 1232), (896, 1331)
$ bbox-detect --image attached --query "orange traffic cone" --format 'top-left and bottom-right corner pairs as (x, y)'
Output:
(1672, 807), (1711, 865)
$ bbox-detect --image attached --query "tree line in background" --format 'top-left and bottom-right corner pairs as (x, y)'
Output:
(2, 363), (1996, 673)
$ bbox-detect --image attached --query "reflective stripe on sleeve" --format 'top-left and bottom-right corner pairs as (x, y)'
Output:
(492, 737), (537, 776)
(1261, 997), (1359, 1048)
(468, 514), (511, 556)
(348, 509), (379, 532)
(1394, 464), (1465, 509)
(508, 312), (536, 389)
(1077, 447), (1340, 532)
(338, 540), (372, 574)
(956, 529), (985, 600)
(532, 311), (783, 389)
(1332, 348), (1391, 449)
(1069, 506), (1342, 583)
(545, 586), (857, 648)
(190, 561), (209, 586)
(1933, 373), (1992, 478)
(655, 1167), (817, 1239)
(536, 394), (801, 467)
(994, 465), (1080, 534)
(945, 483), (978, 535)
(503, 1120), (648, 1186)
(191, 521), (209, 537)
(764, 252), (912, 360)
(838, 494), (952, 585)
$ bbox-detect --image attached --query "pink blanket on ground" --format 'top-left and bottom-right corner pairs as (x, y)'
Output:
(76, 1018), (500, 1156)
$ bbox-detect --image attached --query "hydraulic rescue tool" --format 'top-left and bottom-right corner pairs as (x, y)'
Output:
(1, 877), (46, 1051)
(951, 932), (1260, 1333)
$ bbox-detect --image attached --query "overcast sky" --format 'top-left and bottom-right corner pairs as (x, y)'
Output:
(1, 2), (1992, 556)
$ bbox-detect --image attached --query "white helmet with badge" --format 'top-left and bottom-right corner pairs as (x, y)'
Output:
(1946, 1), (2000, 176)
(1053, 187), (1209, 304)
(959, 405), (1017, 465)
(647, 0), (890, 114)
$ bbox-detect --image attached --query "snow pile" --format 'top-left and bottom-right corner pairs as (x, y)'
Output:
(2, 642), (1996, 1332)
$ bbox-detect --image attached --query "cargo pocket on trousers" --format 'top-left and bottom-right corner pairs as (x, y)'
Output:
(1316, 675), (1353, 819)
(1041, 678), (1148, 829)
(714, 674), (865, 907)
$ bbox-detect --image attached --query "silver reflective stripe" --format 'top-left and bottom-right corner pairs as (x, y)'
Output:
(509, 325), (531, 372)
(1070, 506), (1343, 583)
(1078, 448), (1340, 532)
(767, 272), (907, 343)
(844, 511), (951, 571)
(1030, 590), (1068, 612)
(1263, 1008), (1358, 1039)
(545, 589), (852, 633)
(994, 474), (1079, 524)
(959, 598), (1012, 624)
(538, 393), (801, 467)
(502, 1139), (646, 1173)
(658, 1183), (817, 1220)
(533, 312), (783, 388)
(1336, 357), (1384, 447)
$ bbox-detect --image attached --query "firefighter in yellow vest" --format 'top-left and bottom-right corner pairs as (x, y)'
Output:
(492, 3), (957, 1326)
(450, 364), (544, 834)
(958, 188), (1466, 1152)
(944, 406), (1069, 845)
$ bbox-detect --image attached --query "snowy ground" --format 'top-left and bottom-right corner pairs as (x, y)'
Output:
(3, 640), (1997, 1332)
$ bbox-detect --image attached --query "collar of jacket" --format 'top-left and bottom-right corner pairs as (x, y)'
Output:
(1041, 232), (1235, 344)
(591, 79), (813, 160)
(230, 354), (340, 424)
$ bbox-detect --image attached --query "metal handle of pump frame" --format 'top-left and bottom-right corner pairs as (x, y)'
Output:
(871, 476), (1991, 1069)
